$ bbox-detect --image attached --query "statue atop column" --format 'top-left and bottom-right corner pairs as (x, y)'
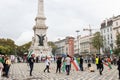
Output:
(36, 34), (46, 46)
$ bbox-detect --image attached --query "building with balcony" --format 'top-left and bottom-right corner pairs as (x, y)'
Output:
(100, 15), (120, 54)
(112, 15), (120, 48)
(100, 18), (113, 53)
(74, 35), (97, 56)
(54, 36), (74, 57)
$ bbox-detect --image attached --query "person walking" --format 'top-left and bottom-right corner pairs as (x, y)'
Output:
(56, 57), (62, 73)
(95, 56), (99, 70)
(65, 55), (71, 75)
(79, 56), (83, 71)
(44, 56), (50, 73)
(28, 54), (35, 76)
(117, 57), (120, 79)
(98, 56), (104, 75)
(5, 56), (11, 78)
(0, 62), (3, 79)
(0, 55), (4, 79)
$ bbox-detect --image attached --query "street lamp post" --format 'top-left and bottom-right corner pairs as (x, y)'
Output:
(76, 30), (80, 55)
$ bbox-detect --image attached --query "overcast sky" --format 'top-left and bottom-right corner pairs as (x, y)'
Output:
(0, 0), (120, 45)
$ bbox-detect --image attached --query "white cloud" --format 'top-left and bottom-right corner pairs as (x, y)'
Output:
(0, 0), (120, 45)
(15, 31), (33, 46)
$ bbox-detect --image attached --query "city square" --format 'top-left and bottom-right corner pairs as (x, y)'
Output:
(1, 63), (119, 80)
(0, 0), (120, 80)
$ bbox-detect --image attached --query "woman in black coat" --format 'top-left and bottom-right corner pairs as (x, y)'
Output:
(117, 57), (120, 79)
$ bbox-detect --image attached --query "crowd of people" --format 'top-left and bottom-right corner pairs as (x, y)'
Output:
(27, 54), (120, 78)
(0, 54), (120, 79)
(0, 55), (11, 78)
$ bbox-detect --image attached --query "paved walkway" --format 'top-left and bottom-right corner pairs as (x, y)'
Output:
(1, 63), (119, 80)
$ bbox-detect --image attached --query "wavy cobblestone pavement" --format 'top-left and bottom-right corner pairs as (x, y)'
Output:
(1, 63), (119, 80)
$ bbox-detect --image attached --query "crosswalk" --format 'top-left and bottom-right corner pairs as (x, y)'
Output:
(1, 63), (119, 80)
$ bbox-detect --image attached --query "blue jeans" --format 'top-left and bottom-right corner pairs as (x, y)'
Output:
(66, 65), (70, 75)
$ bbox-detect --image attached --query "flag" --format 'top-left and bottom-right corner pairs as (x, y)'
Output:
(103, 61), (112, 69)
(108, 62), (112, 69)
(72, 57), (80, 71)
(27, 50), (33, 59)
(61, 62), (66, 72)
(110, 50), (113, 54)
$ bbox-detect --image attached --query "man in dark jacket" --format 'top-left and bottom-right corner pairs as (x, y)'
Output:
(79, 56), (83, 71)
(56, 57), (62, 73)
(98, 56), (104, 75)
(28, 54), (35, 76)
(117, 57), (120, 79)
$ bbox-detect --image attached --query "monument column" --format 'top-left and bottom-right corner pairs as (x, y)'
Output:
(33, 0), (48, 46)
(38, 0), (44, 17)
(30, 0), (52, 57)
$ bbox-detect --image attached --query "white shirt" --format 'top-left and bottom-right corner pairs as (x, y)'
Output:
(45, 59), (50, 66)
(65, 57), (71, 65)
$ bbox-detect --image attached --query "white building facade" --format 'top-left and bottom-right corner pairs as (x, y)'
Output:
(100, 18), (113, 53)
(74, 35), (81, 55)
(100, 15), (120, 53)
(112, 15), (120, 48)
(54, 37), (74, 57)
(74, 35), (97, 56)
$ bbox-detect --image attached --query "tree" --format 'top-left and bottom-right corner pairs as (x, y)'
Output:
(113, 31), (120, 55)
(48, 41), (57, 56)
(0, 38), (32, 56)
(0, 38), (16, 55)
(17, 42), (32, 56)
(92, 32), (103, 54)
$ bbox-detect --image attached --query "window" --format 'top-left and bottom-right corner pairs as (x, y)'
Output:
(108, 34), (109, 40)
(111, 34), (112, 39)
(110, 27), (112, 31)
(108, 41), (109, 45)
(116, 30), (119, 34)
(111, 40), (113, 43)
(107, 28), (109, 32)
(116, 22), (118, 26)
(104, 36), (106, 40)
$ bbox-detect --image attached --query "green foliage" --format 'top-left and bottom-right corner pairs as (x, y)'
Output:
(0, 38), (31, 56)
(48, 41), (57, 56)
(116, 32), (120, 48)
(0, 38), (15, 47)
(113, 32), (120, 55)
(0, 38), (16, 55)
(91, 32), (103, 54)
(17, 41), (32, 56)
(113, 48), (120, 55)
